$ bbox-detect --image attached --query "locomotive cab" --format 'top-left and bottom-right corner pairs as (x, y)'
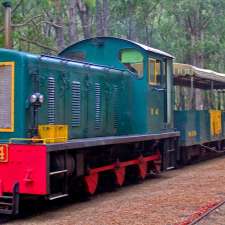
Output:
(59, 37), (175, 135)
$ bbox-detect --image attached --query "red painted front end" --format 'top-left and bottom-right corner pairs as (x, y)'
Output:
(0, 144), (48, 196)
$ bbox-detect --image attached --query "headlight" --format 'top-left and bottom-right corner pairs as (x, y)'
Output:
(30, 93), (44, 104)
(30, 94), (37, 103)
(39, 94), (44, 103)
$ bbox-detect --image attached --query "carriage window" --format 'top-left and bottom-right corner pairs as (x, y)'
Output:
(119, 49), (143, 78)
(149, 59), (161, 85)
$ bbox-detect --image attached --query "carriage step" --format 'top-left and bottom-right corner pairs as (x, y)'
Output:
(48, 193), (68, 200)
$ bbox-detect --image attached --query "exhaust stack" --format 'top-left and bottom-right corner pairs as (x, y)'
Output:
(2, 1), (12, 49)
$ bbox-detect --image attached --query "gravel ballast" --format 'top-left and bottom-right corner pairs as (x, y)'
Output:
(5, 156), (225, 225)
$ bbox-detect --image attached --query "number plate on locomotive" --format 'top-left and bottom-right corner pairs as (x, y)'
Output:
(0, 145), (8, 162)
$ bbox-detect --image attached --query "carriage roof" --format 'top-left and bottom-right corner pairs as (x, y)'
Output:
(174, 63), (225, 89)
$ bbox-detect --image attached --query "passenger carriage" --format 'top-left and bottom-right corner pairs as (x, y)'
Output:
(174, 63), (225, 162)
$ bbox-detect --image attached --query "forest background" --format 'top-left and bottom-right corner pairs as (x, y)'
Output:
(0, 0), (225, 72)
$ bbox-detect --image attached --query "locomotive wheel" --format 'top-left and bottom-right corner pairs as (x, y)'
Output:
(114, 167), (126, 186)
(153, 159), (161, 174)
(84, 173), (99, 194)
(138, 160), (148, 179)
(138, 161), (148, 179)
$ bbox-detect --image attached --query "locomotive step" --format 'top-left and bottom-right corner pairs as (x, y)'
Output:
(166, 166), (175, 170)
(48, 193), (69, 201)
(167, 148), (176, 152)
(0, 208), (14, 215)
(49, 169), (68, 176)
(0, 202), (13, 206)
(0, 196), (13, 200)
(0, 183), (19, 215)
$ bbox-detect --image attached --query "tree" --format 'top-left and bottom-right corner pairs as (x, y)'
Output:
(164, 0), (225, 67)
(1, 0), (225, 74)
(54, 0), (65, 51)
(68, 0), (78, 44)
(96, 0), (109, 36)
(102, 0), (109, 35)
(76, 0), (94, 38)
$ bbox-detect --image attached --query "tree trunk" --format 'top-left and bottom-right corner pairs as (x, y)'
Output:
(102, 0), (109, 35)
(185, 5), (205, 67)
(54, 0), (65, 51)
(189, 30), (204, 67)
(96, 0), (103, 36)
(68, 0), (78, 44)
(76, 0), (92, 39)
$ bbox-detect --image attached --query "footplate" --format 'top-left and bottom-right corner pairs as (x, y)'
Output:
(0, 183), (19, 215)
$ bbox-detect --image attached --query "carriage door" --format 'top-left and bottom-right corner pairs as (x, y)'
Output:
(148, 58), (167, 132)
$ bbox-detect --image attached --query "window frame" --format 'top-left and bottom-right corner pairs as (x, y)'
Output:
(119, 48), (144, 79)
(148, 57), (164, 86)
(0, 61), (15, 132)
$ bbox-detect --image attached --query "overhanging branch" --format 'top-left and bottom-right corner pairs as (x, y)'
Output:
(12, 0), (23, 15)
(19, 36), (58, 52)
(12, 15), (43, 28)
(0, 14), (43, 32)
(41, 21), (63, 28)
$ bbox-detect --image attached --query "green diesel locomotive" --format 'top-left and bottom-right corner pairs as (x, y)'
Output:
(0, 37), (224, 215)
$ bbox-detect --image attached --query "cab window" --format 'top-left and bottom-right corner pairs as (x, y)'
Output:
(119, 49), (143, 78)
(149, 59), (162, 85)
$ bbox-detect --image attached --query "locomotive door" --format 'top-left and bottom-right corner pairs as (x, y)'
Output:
(148, 58), (167, 132)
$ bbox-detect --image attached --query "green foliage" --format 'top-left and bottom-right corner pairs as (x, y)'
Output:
(85, 0), (95, 8)
(0, 0), (225, 72)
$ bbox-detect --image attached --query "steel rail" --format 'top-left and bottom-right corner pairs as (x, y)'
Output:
(188, 199), (225, 225)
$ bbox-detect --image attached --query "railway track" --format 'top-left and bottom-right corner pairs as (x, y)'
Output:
(177, 199), (225, 225)
(2, 157), (225, 225)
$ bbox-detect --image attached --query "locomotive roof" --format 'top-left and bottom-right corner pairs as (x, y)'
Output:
(59, 36), (174, 59)
(129, 40), (174, 58)
(174, 63), (225, 89)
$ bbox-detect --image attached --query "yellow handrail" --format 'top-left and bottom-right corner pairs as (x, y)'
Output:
(9, 138), (46, 144)
(9, 137), (67, 144)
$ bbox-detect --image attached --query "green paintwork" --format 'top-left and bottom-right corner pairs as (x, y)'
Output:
(175, 110), (223, 147)
(0, 49), (30, 141)
(196, 111), (210, 143)
(60, 37), (174, 135)
(0, 37), (174, 142)
(174, 110), (197, 146)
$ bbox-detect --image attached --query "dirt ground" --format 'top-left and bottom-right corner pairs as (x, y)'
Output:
(5, 156), (225, 225)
